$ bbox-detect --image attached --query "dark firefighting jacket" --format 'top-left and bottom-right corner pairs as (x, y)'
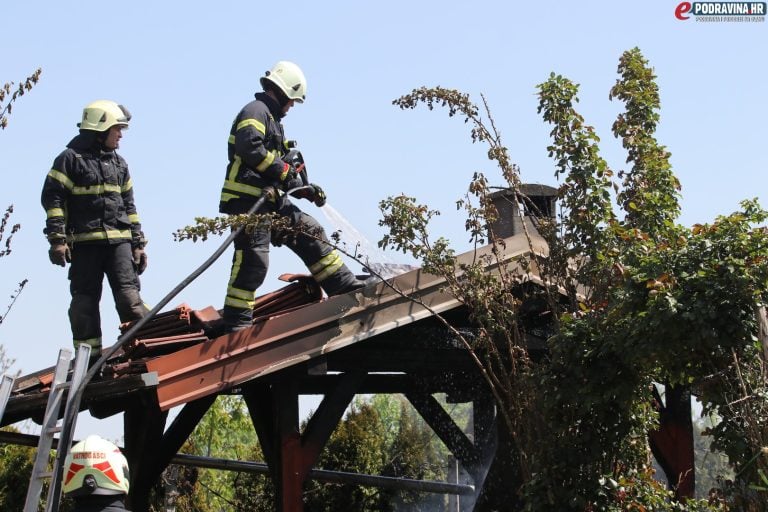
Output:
(70, 495), (128, 511)
(41, 133), (145, 247)
(219, 92), (294, 214)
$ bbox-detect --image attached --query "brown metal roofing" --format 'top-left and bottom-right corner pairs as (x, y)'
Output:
(146, 232), (548, 410)
(3, 231), (549, 423)
(5, 274), (321, 400)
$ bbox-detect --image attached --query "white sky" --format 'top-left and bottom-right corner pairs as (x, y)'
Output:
(1, 1), (765, 441)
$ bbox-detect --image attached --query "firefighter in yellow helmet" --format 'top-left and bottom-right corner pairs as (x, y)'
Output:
(218, 61), (365, 331)
(63, 435), (130, 511)
(41, 100), (150, 366)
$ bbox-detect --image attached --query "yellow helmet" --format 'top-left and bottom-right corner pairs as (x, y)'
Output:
(78, 100), (131, 132)
(260, 61), (307, 103)
(63, 435), (130, 496)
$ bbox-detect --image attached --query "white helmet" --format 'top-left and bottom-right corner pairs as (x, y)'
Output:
(63, 435), (130, 496)
(260, 61), (307, 103)
(78, 100), (131, 132)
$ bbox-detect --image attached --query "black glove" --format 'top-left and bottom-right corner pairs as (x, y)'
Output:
(280, 163), (304, 192)
(310, 183), (327, 207)
(133, 247), (148, 275)
(48, 241), (71, 266)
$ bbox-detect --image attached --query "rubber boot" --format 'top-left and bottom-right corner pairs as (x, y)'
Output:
(321, 266), (366, 297)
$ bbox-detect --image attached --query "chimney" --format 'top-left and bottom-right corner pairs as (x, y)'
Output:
(488, 183), (557, 238)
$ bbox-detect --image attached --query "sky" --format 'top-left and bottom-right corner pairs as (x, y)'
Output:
(1, 2), (765, 443)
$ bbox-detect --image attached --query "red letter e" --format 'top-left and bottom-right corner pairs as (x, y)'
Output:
(675, 1), (692, 19)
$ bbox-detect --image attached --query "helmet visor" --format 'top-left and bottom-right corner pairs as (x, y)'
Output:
(116, 105), (132, 126)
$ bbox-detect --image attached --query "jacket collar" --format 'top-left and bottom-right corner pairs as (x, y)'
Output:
(67, 132), (114, 157)
(255, 92), (284, 120)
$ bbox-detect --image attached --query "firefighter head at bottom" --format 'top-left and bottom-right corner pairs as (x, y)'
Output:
(63, 435), (130, 497)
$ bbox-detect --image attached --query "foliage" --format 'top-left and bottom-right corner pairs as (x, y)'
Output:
(0, 70), (39, 339)
(0, 202), (26, 337)
(304, 397), (447, 512)
(155, 395), (259, 511)
(304, 401), (388, 511)
(588, 467), (723, 512)
(173, 48), (768, 510)
(0, 426), (66, 512)
(151, 394), (450, 510)
(693, 415), (733, 499)
(387, 47), (767, 511)
(1, 69), (42, 130)
(379, 399), (447, 510)
(230, 443), (274, 512)
(204, 394), (450, 511)
(0, 345), (16, 375)
(0, 428), (36, 510)
(173, 212), (282, 243)
(0, 205), (21, 260)
(388, 90), (552, 488)
(536, 72), (616, 302)
(610, 48), (680, 235)
(0, 277), (28, 328)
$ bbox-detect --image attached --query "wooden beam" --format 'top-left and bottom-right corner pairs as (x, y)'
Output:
(153, 395), (217, 474)
(243, 381), (278, 475)
(1, 373), (156, 427)
(649, 384), (695, 500)
(124, 394), (167, 511)
(276, 380), (302, 512)
(406, 392), (481, 473)
(300, 371), (365, 479)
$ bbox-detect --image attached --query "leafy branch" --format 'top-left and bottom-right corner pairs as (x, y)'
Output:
(0, 205), (21, 258)
(1, 68), (42, 130)
(0, 279), (28, 326)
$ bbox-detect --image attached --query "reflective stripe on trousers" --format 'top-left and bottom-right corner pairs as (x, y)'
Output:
(222, 198), (360, 325)
(68, 242), (149, 347)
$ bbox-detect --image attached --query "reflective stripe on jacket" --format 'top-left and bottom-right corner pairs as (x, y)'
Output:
(41, 133), (144, 246)
(219, 92), (291, 214)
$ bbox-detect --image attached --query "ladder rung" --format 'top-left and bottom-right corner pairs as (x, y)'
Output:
(0, 374), (15, 423)
(24, 345), (91, 512)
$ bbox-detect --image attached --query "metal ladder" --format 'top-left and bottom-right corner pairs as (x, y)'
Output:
(23, 344), (91, 512)
(0, 373), (15, 424)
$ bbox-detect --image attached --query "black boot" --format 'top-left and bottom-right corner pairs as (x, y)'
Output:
(87, 349), (102, 369)
(221, 307), (254, 334)
(322, 271), (366, 297)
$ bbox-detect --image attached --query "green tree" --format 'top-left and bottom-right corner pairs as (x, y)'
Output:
(693, 415), (733, 499)
(228, 394), (452, 511)
(379, 400), (446, 511)
(305, 401), (387, 511)
(174, 48), (767, 510)
(231, 442), (274, 512)
(0, 427), (36, 510)
(388, 48), (764, 511)
(303, 396), (448, 512)
(156, 395), (259, 511)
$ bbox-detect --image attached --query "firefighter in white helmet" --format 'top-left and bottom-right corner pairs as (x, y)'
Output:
(218, 61), (365, 332)
(63, 435), (131, 511)
(41, 100), (150, 367)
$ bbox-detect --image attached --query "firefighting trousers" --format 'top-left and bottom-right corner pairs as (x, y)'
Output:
(68, 242), (149, 351)
(222, 199), (362, 327)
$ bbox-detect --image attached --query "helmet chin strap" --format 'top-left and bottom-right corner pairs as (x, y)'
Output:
(77, 129), (107, 148)
(83, 475), (98, 493)
(264, 85), (291, 110)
